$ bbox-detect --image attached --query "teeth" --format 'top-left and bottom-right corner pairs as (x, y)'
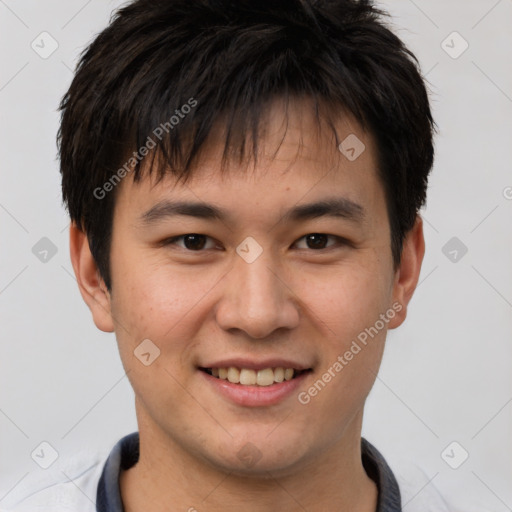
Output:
(227, 367), (240, 383)
(274, 367), (284, 383)
(209, 366), (301, 386)
(239, 368), (257, 385)
(257, 368), (274, 386)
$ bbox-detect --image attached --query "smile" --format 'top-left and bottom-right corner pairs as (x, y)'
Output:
(200, 367), (311, 386)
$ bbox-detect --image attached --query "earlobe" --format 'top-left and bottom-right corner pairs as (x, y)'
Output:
(388, 215), (425, 329)
(69, 223), (115, 333)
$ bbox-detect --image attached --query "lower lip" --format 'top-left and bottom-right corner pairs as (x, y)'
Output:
(199, 370), (310, 407)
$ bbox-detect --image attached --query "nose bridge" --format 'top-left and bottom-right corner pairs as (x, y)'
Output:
(238, 250), (280, 309)
(215, 244), (299, 338)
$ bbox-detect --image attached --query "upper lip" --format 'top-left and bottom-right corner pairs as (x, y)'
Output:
(199, 358), (312, 371)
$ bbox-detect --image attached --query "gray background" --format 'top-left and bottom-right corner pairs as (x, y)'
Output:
(1, 0), (511, 509)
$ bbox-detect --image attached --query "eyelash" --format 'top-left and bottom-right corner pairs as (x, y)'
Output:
(161, 233), (350, 252)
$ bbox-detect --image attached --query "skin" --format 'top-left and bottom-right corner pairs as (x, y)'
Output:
(70, 97), (424, 511)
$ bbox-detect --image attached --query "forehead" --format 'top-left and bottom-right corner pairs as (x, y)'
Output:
(113, 98), (383, 224)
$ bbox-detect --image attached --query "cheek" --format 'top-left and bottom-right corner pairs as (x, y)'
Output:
(296, 258), (392, 404)
(111, 255), (195, 332)
(306, 259), (393, 345)
(109, 254), (226, 371)
(298, 272), (389, 435)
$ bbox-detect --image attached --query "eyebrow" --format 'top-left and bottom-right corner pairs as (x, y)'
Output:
(139, 197), (365, 226)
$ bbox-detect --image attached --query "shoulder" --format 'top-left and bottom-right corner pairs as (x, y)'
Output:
(361, 438), (453, 511)
(391, 459), (452, 512)
(1, 448), (107, 512)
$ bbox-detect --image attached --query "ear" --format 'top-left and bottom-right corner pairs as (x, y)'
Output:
(387, 215), (425, 329)
(69, 223), (115, 333)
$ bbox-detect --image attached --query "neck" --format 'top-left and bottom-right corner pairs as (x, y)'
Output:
(120, 412), (378, 512)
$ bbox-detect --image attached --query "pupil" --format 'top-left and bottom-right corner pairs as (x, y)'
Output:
(184, 234), (206, 250)
(307, 233), (327, 249)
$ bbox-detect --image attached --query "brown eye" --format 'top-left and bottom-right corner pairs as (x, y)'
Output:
(163, 234), (216, 251)
(295, 233), (341, 250)
(182, 234), (207, 250)
(305, 234), (329, 249)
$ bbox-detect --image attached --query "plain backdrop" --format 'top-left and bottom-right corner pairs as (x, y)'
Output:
(1, 0), (511, 509)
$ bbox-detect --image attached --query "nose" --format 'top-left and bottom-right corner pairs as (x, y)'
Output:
(214, 248), (300, 339)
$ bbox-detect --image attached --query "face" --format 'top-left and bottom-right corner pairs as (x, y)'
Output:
(75, 98), (421, 477)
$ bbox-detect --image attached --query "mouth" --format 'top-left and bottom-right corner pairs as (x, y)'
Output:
(199, 367), (312, 387)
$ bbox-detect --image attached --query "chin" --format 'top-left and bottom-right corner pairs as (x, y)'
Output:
(213, 453), (301, 478)
(204, 437), (310, 477)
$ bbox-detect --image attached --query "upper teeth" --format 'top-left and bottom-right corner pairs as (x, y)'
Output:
(211, 367), (295, 386)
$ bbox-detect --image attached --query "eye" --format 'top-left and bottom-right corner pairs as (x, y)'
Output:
(162, 233), (349, 252)
(162, 234), (217, 251)
(294, 233), (346, 250)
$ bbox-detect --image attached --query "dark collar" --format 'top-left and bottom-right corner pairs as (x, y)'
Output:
(96, 432), (401, 511)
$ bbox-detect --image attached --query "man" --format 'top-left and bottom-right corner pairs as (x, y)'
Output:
(5, 0), (449, 510)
